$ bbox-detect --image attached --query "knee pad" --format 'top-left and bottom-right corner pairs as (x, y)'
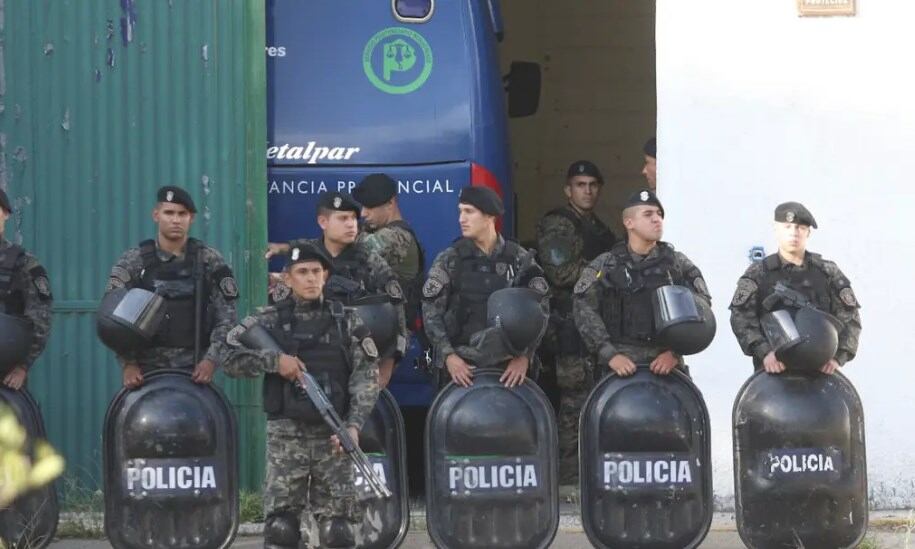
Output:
(319, 517), (355, 548)
(264, 512), (300, 549)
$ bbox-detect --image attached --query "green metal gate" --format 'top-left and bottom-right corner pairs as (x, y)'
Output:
(0, 0), (268, 494)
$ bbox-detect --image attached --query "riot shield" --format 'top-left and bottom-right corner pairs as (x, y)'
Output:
(733, 370), (867, 549)
(579, 366), (713, 549)
(356, 389), (409, 549)
(425, 369), (558, 549)
(0, 387), (59, 549)
(103, 370), (238, 549)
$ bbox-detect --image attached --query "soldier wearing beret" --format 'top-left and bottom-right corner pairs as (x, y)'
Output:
(421, 186), (550, 388)
(266, 191), (408, 388)
(217, 242), (380, 549)
(535, 160), (617, 484)
(573, 190), (711, 379)
(0, 188), (53, 390)
(729, 202), (861, 374)
(352, 173), (425, 336)
(101, 185), (239, 388)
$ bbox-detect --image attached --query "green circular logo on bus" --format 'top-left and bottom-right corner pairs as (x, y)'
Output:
(363, 27), (433, 95)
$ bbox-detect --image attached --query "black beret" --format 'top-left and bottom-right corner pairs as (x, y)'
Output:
(566, 160), (603, 183)
(643, 137), (657, 159)
(317, 192), (361, 214)
(353, 173), (397, 208)
(774, 201), (817, 228)
(459, 186), (504, 217)
(0, 189), (11, 214)
(157, 186), (197, 213)
(287, 242), (333, 271)
(624, 189), (664, 217)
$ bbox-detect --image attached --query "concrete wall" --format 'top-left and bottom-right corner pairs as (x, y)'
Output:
(500, 0), (656, 241)
(657, 0), (915, 509)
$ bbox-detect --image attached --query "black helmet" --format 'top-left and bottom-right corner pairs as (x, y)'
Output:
(0, 312), (31, 370)
(349, 295), (398, 355)
(762, 306), (841, 370)
(652, 285), (716, 355)
(486, 287), (548, 356)
(96, 288), (166, 354)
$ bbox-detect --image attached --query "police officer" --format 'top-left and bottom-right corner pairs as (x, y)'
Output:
(642, 138), (657, 191)
(0, 189), (52, 390)
(102, 186), (238, 388)
(422, 186), (549, 388)
(219, 242), (380, 549)
(729, 202), (861, 374)
(573, 190), (711, 378)
(265, 192), (407, 388)
(535, 161), (616, 484)
(352, 173), (425, 333)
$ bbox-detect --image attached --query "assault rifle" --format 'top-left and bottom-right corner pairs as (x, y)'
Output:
(237, 319), (391, 499)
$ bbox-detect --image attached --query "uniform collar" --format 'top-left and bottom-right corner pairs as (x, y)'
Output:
(292, 294), (324, 311)
(154, 238), (188, 262)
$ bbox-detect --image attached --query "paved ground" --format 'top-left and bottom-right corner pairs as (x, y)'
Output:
(49, 529), (912, 548)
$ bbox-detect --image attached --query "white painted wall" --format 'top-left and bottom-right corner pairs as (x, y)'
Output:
(657, 0), (915, 509)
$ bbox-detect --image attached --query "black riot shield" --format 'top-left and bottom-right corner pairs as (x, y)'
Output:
(580, 366), (712, 549)
(0, 387), (59, 549)
(425, 369), (558, 549)
(356, 389), (409, 549)
(103, 370), (238, 549)
(733, 370), (867, 549)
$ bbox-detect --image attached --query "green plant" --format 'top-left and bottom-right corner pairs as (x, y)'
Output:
(857, 535), (878, 549)
(239, 489), (264, 523)
(59, 475), (104, 514)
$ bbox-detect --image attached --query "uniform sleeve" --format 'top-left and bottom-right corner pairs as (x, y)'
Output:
(823, 261), (862, 366)
(344, 313), (380, 430)
(220, 310), (282, 378)
(359, 228), (408, 273)
(728, 264), (770, 361)
(366, 250), (408, 353)
(421, 249), (456, 359)
(572, 255), (617, 366)
(202, 248), (239, 366)
(18, 254), (53, 368)
(675, 252), (712, 306)
(103, 248), (144, 366)
(536, 214), (586, 289)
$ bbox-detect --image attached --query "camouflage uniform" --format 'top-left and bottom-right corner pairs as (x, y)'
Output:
(279, 238), (408, 357)
(0, 237), (53, 370)
(573, 241), (711, 377)
(535, 205), (616, 484)
(421, 236), (550, 379)
(218, 297), (380, 548)
(729, 252), (861, 369)
(103, 239), (238, 372)
(357, 223), (422, 290)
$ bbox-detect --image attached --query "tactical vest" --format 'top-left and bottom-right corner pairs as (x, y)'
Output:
(386, 220), (426, 331)
(598, 242), (682, 345)
(0, 245), (25, 315)
(262, 300), (351, 424)
(756, 253), (831, 313)
(325, 241), (375, 291)
(448, 238), (523, 345)
(137, 239), (209, 349)
(546, 206), (617, 261)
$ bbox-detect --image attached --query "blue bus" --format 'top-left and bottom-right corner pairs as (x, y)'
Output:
(265, 0), (538, 406)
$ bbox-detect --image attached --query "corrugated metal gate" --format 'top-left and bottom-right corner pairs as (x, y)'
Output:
(0, 0), (268, 493)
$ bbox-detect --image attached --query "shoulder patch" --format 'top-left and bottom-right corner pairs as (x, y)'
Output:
(692, 276), (709, 297)
(574, 266), (600, 295)
(422, 266), (449, 298)
(731, 278), (757, 307)
(219, 276), (239, 299)
(111, 265), (131, 284)
(362, 337), (379, 359)
(385, 279), (404, 301)
(839, 287), (859, 308)
(226, 323), (246, 347)
(270, 282), (292, 303)
(528, 276), (549, 295)
(29, 266), (52, 299)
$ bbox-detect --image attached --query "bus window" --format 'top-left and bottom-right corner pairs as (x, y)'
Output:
(393, 0), (434, 22)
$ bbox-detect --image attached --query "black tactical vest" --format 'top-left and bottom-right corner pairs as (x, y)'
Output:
(386, 220), (426, 330)
(448, 238), (523, 345)
(137, 239), (209, 349)
(324, 241), (374, 291)
(0, 245), (25, 315)
(262, 300), (351, 424)
(546, 206), (617, 261)
(598, 242), (682, 345)
(756, 253), (831, 314)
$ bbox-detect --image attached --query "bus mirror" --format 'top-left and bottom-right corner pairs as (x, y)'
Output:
(505, 61), (541, 118)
